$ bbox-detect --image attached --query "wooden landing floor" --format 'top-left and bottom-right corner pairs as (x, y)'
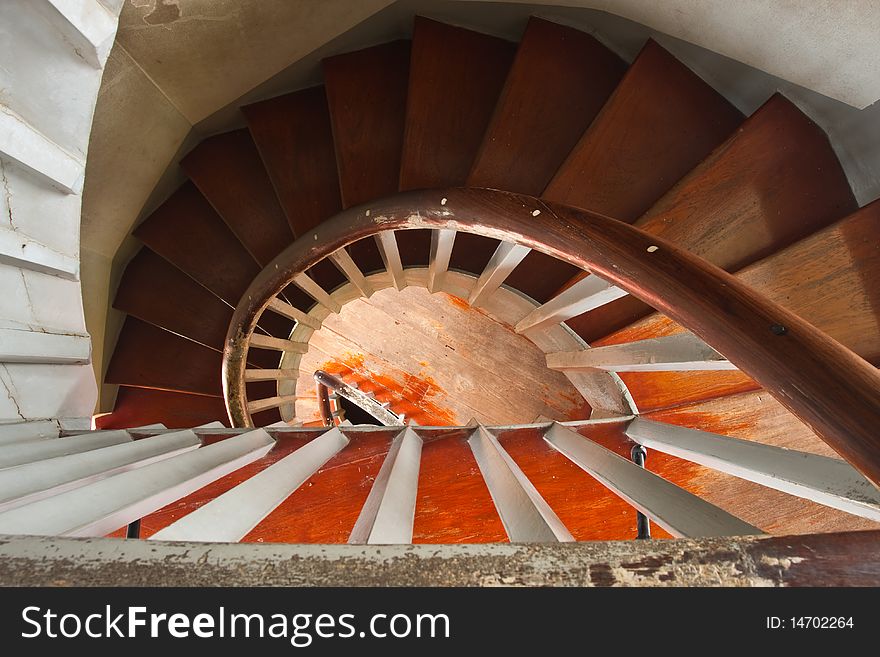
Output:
(295, 286), (591, 425)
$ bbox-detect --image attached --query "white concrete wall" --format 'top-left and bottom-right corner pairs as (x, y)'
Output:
(0, 0), (122, 424)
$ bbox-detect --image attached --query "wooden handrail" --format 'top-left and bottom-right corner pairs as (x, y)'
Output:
(224, 188), (880, 487)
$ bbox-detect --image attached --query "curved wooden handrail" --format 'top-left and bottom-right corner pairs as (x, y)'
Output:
(224, 188), (880, 487)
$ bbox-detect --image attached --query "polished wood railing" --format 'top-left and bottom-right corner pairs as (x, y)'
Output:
(223, 188), (880, 487)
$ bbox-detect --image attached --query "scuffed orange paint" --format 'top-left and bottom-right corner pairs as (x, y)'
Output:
(320, 352), (458, 426)
(444, 294), (471, 312)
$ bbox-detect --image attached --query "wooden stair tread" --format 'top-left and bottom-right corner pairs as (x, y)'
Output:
(243, 86), (342, 238)
(413, 430), (509, 543)
(245, 431), (393, 543)
(571, 93), (859, 345)
(181, 129), (293, 266)
(398, 17), (515, 269)
(544, 38), (743, 220)
(469, 17), (625, 195)
(323, 41), (410, 277)
(400, 17), (516, 190)
(113, 247), (233, 351)
(636, 93), (858, 271)
(498, 423), (673, 540)
(96, 386), (229, 430)
(105, 317), (224, 397)
(324, 40), (410, 209)
(596, 199), (880, 412)
(133, 181), (260, 307)
(644, 392), (880, 535)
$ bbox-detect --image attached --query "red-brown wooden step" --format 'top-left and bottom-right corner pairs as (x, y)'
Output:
(595, 198), (880, 412)
(323, 40), (410, 275)
(468, 17), (626, 301)
(243, 87), (342, 238)
(544, 39), (743, 220)
(399, 17), (516, 270)
(181, 129), (293, 266)
(113, 248), (233, 351)
(105, 316), (223, 397)
(133, 181), (261, 307)
(568, 93), (858, 344)
(96, 386), (229, 430)
(469, 17), (625, 195)
(324, 40), (410, 209)
(413, 429), (508, 543)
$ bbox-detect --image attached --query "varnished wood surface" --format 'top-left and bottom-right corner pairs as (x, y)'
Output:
(645, 393), (880, 535)
(571, 94), (858, 343)
(245, 430), (395, 543)
(96, 386), (229, 430)
(107, 316), (223, 397)
(498, 423), (675, 540)
(399, 17), (515, 190)
(638, 94), (857, 271)
(397, 18), (515, 270)
(106, 419), (877, 544)
(413, 429), (509, 543)
(324, 41), (410, 209)
(296, 286), (591, 426)
(133, 182), (261, 307)
(544, 39), (742, 221)
(243, 87), (342, 238)
(597, 196), (880, 412)
(181, 129), (293, 265)
(469, 17), (625, 195)
(114, 248), (233, 351)
(223, 188), (880, 485)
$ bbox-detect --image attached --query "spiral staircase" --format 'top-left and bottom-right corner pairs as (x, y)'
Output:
(1, 15), (879, 585)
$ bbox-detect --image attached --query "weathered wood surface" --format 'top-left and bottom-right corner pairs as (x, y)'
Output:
(324, 40), (410, 209)
(597, 200), (880, 412)
(2, 531), (878, 586)
(544, 39), (742, 221)
(133, 181), (261, 307)
(570, 93), (858, 343)
(295, 286), (592, 426)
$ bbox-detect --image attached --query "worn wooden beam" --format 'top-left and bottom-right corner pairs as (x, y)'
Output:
(1, 531), (877, 586)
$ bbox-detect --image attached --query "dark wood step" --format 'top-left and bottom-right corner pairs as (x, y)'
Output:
(106, 316), (224, 396)
(324, 40), (410, 209)
(473, 18), (625, 302)
(544, 39), (743, 220)
(469, 17), (625, 195)
(569, 93), (859, 344)
(96, 386), (230, 430)
(243, 87), (342, 238)
(597, 198), (880, 413)
(133, 181), (260, 307)
(400, 17), (516, 271)
(113, 248), (233, 351)
(400, 17), (516, 190)
(181, 129), (293, 266)
(323, 41), (410, 277)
